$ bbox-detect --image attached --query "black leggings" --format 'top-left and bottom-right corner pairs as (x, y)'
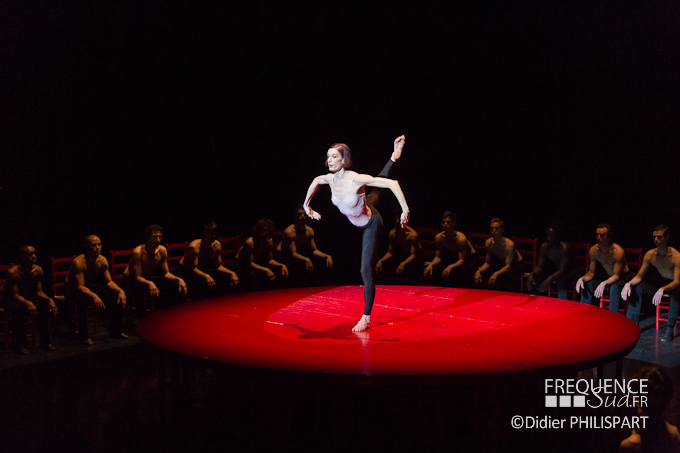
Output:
(359, 159), (394, 315)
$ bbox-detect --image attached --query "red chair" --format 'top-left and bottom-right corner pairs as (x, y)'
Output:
(599, 247), (643, 313)
(512, 236), (538, 293)
(272, 231), (284, 249)
(219, 236), (241, 265)
(467, 232), (488, 257)
(165, 242), (188, 273)
(416, 227), (439, 263)
(51, 255), (98, 336)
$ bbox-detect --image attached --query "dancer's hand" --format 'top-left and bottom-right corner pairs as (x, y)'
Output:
(400, 210), (410, 228)
(306, 206), (321, 221)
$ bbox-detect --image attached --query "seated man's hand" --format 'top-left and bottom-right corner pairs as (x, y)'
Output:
(49, 299), (59, 316)
(594, 281), (607, 299)
(93, 295), (105, 310)
(621, 282), (632, 301)
(653, 288), (665, 306)
(575, 277), (584, 294)
(148, 282), (160, 298)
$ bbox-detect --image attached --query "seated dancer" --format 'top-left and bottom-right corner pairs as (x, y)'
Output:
(423, 211), (476, 287)
(474, 218), (523, 291)
(526, 225), (582, 299)
(235, 218), (289, 291)
(375, 209), (422, 285)
(122, 225), (187, 316)
(622, 225), (680, 339)
(275, 205), (333, 287)
(3, 245), (58, 354)
(575, 223), (630, 311)
(303, 135), (410, 332)
(64, 235), (127, 344)
(176, 221), (239, 299)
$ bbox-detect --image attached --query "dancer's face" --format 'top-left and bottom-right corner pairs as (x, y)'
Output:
(653, 230), (669, 248)
(326, 148), (344, 172)
(490, 222), (503, 238)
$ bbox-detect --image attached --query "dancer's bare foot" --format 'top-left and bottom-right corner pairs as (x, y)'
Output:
(352, 314), (371, 332)
(391, 135), (406, 161)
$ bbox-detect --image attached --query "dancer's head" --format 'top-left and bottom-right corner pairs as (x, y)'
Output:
(326, 143), (352, 171)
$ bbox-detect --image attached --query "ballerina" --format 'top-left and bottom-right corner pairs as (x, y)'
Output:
(303, 135), (410, 332)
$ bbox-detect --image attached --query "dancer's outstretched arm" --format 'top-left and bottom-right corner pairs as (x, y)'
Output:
(354, 174), (410, 226)
(303, 174), (331, 220)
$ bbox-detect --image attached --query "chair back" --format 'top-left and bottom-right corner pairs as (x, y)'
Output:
(219, 236), (241, 264)
(416, 227), (439, 260)
(50, 256), (76, 298)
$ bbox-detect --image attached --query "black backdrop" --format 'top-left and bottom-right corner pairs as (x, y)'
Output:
(2, 1), (679, 272)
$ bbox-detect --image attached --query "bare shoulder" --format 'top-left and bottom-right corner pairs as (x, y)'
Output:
(505, 237), (515, 248)
(435, 231), (445, 242)
(189, 239), (201, 250)
(7, 265), (20, 278)
(283, 224), (296, 237)
(455, 231), (467, 243)
(211, 239), (222, 252)
(98, 255), (110, 269)
(305, 225), (315, 236)
(34, 265), (44, 277)
(612, 243), (626, 259)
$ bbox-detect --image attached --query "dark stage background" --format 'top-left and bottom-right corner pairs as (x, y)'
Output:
(2, 1), (679, 271)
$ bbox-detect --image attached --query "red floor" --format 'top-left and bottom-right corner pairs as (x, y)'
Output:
(138, 285), (640, 376)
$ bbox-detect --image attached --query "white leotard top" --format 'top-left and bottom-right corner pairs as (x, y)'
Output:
(331, 191), (370, 227)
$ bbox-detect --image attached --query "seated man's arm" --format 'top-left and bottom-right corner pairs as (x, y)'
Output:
(267, 245), (289, 278)
(622, 251), (651, 301)
(101, 258), (127, 307)
(424, 233), (444, 277)
(443, 236), (467, 276)
(129, 249), (161, 298)
(158, 247), (187, 294)
(526, 243), (546, 289)
(285, 230), (314, 271)
(576, 247), (598, 293)
(35, 275), (58, 316)
(488, 240), (514, 287)
(213, 242), (239, 284)
(240, 240), (276, 280)
(651, 253), (680, 305)
(474, 240), (493, 284)
(397, 232), (419, 275)
(307, 230), (333, 268)
(72, 259), (106, 309)
(376, 231), (395, 273)
(4, 269), (36, 312)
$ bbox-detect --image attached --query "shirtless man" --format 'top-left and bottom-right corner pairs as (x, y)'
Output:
(177, 221), (239, 298)
(474, 218), (523, 291)
(3, 245), (58, 353)
(276, 206), (333, 287)
(375, 210), (421, 285)
(526, 226), (582, 299)
(64, 235), (127, 344)
(575, 223), (630, 310)
(423, 211), (475, 287)
(621, 225), (680, 340)
(236, 218), (289, 291)
(123, 225), (187, 314)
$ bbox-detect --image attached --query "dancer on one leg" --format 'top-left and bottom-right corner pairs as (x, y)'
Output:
(303, 135), (410, 332)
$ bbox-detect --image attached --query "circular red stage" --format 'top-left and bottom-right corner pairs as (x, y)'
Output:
(137, 285), (640, 377)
